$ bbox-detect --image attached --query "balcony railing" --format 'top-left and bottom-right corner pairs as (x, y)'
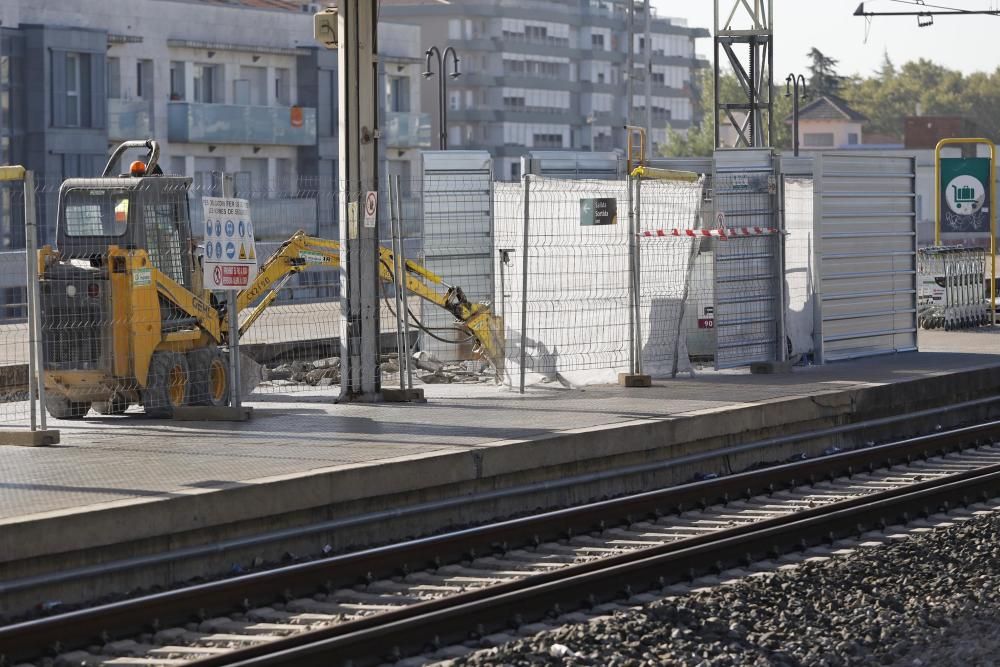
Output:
(382, 112), (432, 149)
(168, 102), (317, 146)
(108, 99), (153, 140)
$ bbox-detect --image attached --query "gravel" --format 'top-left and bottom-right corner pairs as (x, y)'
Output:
(451, 509), (1000, 667)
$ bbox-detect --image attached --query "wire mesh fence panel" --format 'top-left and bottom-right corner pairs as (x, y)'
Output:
(214, 179), (345, 398)
(0, 177), (37, 427)
(782, 176), (817, 362)
(635, 174), (708, 377)
(918, 246), (990, 330)
(495, 177), (631, 388)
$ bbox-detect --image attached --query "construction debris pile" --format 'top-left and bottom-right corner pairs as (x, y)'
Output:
(260, 351), (496, 388)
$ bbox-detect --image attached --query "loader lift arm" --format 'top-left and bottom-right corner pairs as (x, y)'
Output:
(234, 232), (504, 372)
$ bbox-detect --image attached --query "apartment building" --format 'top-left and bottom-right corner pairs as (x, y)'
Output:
(381, 0), (709, 180)
(0, 0), (429, 315)
(0, 0), (429, 240)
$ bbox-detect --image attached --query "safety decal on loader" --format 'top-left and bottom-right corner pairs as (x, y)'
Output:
(132, 267), (152, 287)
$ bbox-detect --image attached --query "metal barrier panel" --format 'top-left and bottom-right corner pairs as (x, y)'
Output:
(712, 149), (781, 369)
(815, 153), (918, 362)
(419, 151), (494, 364)
(782, 172), (817, 360)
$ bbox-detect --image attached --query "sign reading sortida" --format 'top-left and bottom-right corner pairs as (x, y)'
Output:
(580, 198), (618, 226)
(939, 157), (992, 247)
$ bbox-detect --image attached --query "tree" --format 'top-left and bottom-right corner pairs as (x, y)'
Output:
(807, 48), (843, 97)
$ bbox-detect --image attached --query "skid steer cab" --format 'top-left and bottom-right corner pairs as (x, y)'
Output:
(39, 140), (231, 419)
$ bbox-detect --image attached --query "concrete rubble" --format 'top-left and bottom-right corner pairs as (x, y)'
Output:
(259, 350), (495, 388)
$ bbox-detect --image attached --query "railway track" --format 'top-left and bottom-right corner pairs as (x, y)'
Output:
(4, 421), (1000, 667)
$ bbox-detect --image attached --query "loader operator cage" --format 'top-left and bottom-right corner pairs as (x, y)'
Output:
(55, 176), (195, 289)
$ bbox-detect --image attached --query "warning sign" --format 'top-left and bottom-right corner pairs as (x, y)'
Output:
(203, 197), (258, 289)
(364, 191), (378, 228)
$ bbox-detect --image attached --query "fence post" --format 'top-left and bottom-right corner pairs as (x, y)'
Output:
(776, 174), (788, 362)
(24, 171), (41, 432)
(633, 173), (644, 375)
(221, 174), (242, 412)
(519, 157), (531, 394)
(626, 169), (636, 376)
(388, 175), (405, 390)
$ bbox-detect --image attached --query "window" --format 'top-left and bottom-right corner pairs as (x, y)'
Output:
(597, 72), (605, 84)
(387, 76), (410, 112)
(510, 161), (520, 180)
(803, 132), (834, 147)
(2, 286), (26, 320)
(275, 68), (290, 105)
(169, 61), (185, 100)
(107, 57), (121, 99)
(503, 96), (525, 109)
(193, 64), (219, 103)
(65, 54), (81, 126)
(532, 133), (563, 148)
(144, 200), (186, 286)
(591, 34), (604, 48)
(63, 189), (129, 237)
(136, 59), (152, 100)
(848, 132), (859, 145)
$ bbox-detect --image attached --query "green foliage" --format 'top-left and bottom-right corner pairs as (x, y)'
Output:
(807, 48), (844, 97)
(661, 48), (1000, 157)
(841, 58), (1000, 141)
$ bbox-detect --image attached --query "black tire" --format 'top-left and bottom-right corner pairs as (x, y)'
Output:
(188, 347), (230, 407)
(45, 393), (91, 419)
(93, 393), (130, 415)
(143, 351), (190, 418)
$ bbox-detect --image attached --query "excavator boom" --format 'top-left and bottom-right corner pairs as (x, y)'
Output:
(236, 232), (504, 374)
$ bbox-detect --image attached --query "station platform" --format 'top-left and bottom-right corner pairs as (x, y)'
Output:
(2, 329), (1000, 618)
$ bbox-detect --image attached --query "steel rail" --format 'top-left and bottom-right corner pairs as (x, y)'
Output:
(2, 419), (999, 664)
(214, 462), (1000, 667)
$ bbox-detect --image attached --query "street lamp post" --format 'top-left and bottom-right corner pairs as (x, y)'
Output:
(424, 46), (461, 150)
(785, 74), (807, 157)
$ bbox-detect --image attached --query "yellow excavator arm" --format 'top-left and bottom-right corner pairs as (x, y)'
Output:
(234, 232), (504, 373)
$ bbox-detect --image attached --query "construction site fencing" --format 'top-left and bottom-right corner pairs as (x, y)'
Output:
(0, 161), (800, 424)
(918, 246), (990, 330)
(0, 171), (41, 430)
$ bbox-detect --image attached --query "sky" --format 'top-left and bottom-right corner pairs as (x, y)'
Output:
(652, 0), (1000, 78)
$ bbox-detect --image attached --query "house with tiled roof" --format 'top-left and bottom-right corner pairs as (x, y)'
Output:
(785, 94), (868, 151)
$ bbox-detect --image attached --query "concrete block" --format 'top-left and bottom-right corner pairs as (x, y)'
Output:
(382, 388), (427, 403)
(0, 429), (60, 447)
(172, 406), (253, 422)
(750, 360), (794, 375)
(618, 373), (652, 388)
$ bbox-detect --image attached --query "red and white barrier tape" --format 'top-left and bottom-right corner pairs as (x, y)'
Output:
(640, 227), (778, 239)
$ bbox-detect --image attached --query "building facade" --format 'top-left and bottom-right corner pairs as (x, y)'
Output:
(381, 0), (708, 180)
(0, 0), (429, 315)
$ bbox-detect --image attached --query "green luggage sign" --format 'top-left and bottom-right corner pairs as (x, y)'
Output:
(939, 157), (991, 237)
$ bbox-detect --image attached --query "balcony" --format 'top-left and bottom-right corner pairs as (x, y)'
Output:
(167, 102), (316, 146)
(108, 99), (153, 140)
(383, 112), (432, 149)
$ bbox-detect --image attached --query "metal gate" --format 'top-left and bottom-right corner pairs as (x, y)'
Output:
(814, 153), (917, 361)
(712, 149), (782, 369)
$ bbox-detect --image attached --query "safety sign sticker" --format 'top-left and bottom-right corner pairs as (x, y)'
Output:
(364, 191), (378, 228)
(203, 197), (258, 289)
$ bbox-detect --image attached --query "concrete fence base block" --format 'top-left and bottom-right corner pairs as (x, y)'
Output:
(0, 429), (60, 447)
(619, 373), (652, 388)
(172, 406), (253, 422)
(382, 388), (427, 403)
(751, 360), (795, 375)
